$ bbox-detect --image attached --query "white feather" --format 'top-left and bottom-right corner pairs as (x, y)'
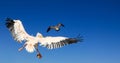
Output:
(39, 36), (67, 44)
(38, 36), (70, 49)
(12, 20), (29, 42)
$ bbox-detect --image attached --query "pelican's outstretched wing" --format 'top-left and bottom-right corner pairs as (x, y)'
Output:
(39, 36), (83, 49)
(6, 18), (29, 42)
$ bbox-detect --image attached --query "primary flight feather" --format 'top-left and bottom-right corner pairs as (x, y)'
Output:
(5, 18), (83, 59)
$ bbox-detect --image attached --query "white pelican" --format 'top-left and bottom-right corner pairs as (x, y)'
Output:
(5, 18), (83, 59)
(47, 23), (64, 32)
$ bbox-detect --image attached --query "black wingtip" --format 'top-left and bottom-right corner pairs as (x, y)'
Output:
(61, 23), (64, 27)
(76, 34), (84, 42)
(5, 18), (15, 28)
(6, 18), (13, 21)
(62, 37), (82, 45)
(47, 27), (51, 32)
(58, 23), (64, 27)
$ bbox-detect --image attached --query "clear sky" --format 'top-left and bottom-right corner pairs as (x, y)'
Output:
(0, 0), (120, 63)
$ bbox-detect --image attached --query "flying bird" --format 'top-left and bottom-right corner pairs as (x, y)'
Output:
(6, 18), (83, 59)
(47, 23), (64, 32)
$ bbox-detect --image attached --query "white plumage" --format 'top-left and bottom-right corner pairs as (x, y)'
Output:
(6, 18), (82, 59)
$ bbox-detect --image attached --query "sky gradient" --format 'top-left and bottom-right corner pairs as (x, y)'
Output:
(0, 0), (120, 63)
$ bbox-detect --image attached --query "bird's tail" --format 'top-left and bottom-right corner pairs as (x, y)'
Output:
(25, 42), (35, 53)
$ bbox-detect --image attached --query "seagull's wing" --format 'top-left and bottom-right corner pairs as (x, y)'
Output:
(47, 26), (51, 32)
(39, 36), (82, 49)
(60, 23), (64, 27)
(58, 23), (64, 27)
(47, 26), (55, 32)
(6, 18), (30, 42)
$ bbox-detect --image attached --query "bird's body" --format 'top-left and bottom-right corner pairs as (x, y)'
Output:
(47, 23), (64, 32)
(6, 18), (83, 59)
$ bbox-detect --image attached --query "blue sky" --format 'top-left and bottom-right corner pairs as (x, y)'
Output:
(0, 0), (120, 63)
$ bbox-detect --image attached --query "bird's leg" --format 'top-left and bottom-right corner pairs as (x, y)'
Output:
(18, 44), (27, 51)
(34, 43), (42, 59)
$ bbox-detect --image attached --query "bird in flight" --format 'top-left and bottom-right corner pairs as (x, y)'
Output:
(5, 18), (83, 59)
(47, 23), (64, 32)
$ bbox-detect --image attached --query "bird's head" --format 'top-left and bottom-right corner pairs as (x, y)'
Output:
(36, 32), (43, 38)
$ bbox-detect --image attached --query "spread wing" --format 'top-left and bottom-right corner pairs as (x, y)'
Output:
(57, 23), (64, 27)
(39, 36), (82, 49)
(47, 26), (55, 32)
(6, 18), (30, 42)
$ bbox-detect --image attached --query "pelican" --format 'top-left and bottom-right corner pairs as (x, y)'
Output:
(47, 23), (64, 32)
(5, 18), (83, 59)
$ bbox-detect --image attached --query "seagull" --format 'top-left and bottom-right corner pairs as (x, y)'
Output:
(5, 18), (83, 59)
(47, 23), (64, 32)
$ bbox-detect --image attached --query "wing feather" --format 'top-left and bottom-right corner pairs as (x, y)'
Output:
(6, 19), (29, 42)
(39, 36), (82, 49)
(57, 23), (64, 27)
